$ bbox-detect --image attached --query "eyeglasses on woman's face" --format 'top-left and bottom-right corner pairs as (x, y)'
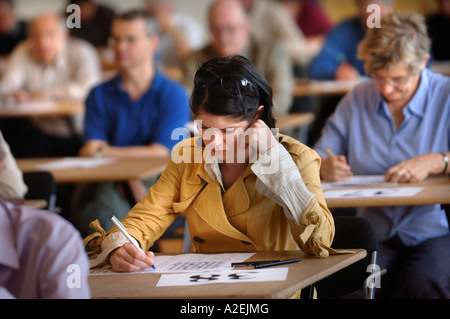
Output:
(370, 73), (414, 88)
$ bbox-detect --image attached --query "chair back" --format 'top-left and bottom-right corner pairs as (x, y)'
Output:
(23, 171), (57, 211)
(314, 216), (378, 298)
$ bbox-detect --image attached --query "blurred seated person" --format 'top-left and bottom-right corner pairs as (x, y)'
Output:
(309, 0), (392, 81)
(0, 130), (27, 200)
(314, 12), (450, 298)
(0, 0), (27, 56)
(240, 0), (313, 67)
(279, 0), (333, 57)
(146, 0), (205, 69)
(427, 0), (450, 61)
(183, 0), (294, 118)
(306, 0), (392, 146)
(0, 198), (90, 299)
(0, 13), (101, 157)
(73, 10), (190, 237)
(69, 0), (116, 47)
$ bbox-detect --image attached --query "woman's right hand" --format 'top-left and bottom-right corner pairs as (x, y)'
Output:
(320, 155), (353, 182)
(109, 243), (155, 272)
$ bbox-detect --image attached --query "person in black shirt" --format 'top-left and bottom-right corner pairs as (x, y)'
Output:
(69, 0), (116, 47)
(0, 0), (27, 56)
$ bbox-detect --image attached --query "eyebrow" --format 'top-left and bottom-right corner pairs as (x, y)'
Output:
(201, 124), (240, 132)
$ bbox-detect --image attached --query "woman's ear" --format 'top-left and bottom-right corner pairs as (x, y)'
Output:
(255, 105), (264, 120)
(421, 54), (430, 69)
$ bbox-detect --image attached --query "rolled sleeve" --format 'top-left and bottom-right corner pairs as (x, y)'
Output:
(252, 142), (335, 257)
(251, 144), (315, 224)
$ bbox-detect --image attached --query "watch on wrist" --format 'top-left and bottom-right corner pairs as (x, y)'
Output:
(441, 152), (448, 175)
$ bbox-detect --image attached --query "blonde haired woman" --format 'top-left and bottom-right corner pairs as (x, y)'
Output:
(314, 12), (450, 298)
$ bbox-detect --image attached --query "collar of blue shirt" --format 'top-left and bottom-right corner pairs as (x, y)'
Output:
(374, 68), (431, 118)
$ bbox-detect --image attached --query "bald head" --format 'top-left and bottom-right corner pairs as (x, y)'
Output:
(209, 0), (251, 56)
(28, 14), (68, 64)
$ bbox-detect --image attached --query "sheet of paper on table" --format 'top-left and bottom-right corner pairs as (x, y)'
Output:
(156, 267), (289, 287)
(0, 99), (57, 112)
(324, 187), (423, 199)
(89, 253), (256, 275)
(35, 157), (116, 170)
(321, 175), (397, 190)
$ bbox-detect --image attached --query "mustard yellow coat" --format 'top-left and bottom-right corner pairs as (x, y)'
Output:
(114, 134), (335, 257)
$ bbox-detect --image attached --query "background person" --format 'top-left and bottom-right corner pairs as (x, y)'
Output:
(0, 0), (27, 56)
(0, 199), (90, 299)
(0, 130), (27, 200)
(0, 13), (101, 158)
(314, 12), (450, 298)
(182, 0), (294, 118)
(73, 10), (190, 237)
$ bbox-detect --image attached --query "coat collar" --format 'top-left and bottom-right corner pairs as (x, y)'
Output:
(190, 182), (254, 244)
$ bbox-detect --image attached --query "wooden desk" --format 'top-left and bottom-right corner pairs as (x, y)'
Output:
(0, 99), (83, 119)
(89, 249), (366, 299)
(275, 112), (316, 132)
(24, 199), (48, 209)
(17, 157), (170, 184)
(430, 61), (450, 77)
(293, 79), (359, 97)
(325, 176), (450, 209)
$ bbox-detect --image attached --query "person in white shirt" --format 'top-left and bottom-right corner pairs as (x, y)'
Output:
(0, 13), (101, 157)
(0, 198), (90, 299)
(240, 0), (313, 67)
(146, 0), (205, 69)
(0, 130), (27, 200)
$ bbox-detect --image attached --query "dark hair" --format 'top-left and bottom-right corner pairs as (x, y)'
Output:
(190, 55), (275, 129)
(0, 0), (14, 6)
(115, 10), (159, 36)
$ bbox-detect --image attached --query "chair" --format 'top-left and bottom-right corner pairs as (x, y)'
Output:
(312, 216), (386, 299)
(23, 171), (57, 212)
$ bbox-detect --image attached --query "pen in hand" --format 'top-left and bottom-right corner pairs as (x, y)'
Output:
(325, 148), (353, 177)
(110, 215), (156, 269)
(325, 148), (335, 158)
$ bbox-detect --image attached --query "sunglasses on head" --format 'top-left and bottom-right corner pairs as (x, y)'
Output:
(194, 70), (257, 97)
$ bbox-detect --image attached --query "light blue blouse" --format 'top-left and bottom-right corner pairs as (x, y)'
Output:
(314, 68), (450, 246)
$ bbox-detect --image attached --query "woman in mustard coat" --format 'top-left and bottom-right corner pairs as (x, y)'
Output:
(94, 55), (335, 272)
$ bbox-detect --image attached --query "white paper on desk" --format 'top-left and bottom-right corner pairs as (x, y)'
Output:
(0, 99), (57, 113)
(322, 175), (397, 190)
(324, 187), (423, 199)
(35, 157), (116, 170)
(156, 268), (289, 287)
(89, 253), (255, 275)
(17, 99), (57, 110)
